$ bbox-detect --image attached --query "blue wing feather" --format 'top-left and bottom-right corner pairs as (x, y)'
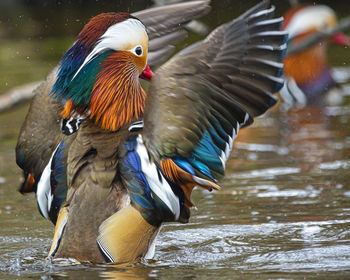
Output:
(190, 131), (224, 174)
(208, 125), (227, 151)
(172, 156), (196, 175)
(121, 135), (178, 225)
(49, 140), (68, 224)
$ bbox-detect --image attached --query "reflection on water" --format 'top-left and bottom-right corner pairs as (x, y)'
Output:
(2, 94), (350, 279)
(1, 1), (350, 279)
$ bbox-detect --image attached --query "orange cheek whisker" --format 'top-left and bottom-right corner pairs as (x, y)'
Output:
(89, 51), (146, 131)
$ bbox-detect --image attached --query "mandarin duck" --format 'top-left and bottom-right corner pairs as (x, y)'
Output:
(280, 4), (350, 107)
(16, 0), (287, 264)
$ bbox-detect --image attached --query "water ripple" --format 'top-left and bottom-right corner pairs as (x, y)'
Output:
(317, 160), (350, 170)
(227, 167), (301, 179)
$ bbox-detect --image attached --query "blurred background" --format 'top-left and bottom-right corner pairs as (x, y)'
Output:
(1, 0), (349, 92)
(1, 0), (350, 279)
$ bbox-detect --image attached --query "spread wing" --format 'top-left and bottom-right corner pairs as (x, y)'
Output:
(142, 0), (287, 182)
(133, 0), (211, 66)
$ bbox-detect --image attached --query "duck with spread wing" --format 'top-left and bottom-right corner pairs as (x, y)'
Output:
(16, 0), (287, 263)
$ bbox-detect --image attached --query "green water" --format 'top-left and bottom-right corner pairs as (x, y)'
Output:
(1, 0), (350, 279)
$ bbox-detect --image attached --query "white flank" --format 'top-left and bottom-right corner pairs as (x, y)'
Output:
(73, 18), (147, 80)
(136, 135), (180, 220)
(36, 144), (59, 219)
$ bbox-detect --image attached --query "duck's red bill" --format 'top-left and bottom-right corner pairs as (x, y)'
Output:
(139, 65), (153, 81)
(332, 32), (350, 46)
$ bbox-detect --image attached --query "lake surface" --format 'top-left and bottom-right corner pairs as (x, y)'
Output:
(1, 0), (350, 279)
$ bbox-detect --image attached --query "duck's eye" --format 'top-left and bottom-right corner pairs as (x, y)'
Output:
(133, 45), (143, 56)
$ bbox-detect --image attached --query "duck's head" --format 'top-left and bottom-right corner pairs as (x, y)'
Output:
(283, 4), (350, 46)
(52, 13), (153, 131)
(283, 5), (350, 87)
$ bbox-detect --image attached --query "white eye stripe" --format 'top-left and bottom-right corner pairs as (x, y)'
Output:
(286, 5), (336, 39)
(72, 18), (147, 80)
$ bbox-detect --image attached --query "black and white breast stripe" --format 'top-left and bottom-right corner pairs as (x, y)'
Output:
(128, 120), (144, 132)
(61, 115), (85, 135)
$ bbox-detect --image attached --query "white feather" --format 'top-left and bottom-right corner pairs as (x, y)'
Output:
(128, 120), (144, 131)
(36, 144), (60, 219)
(252, 17), (283, 27)
(253, 31), (288, 37)
(249, 6), (275, 20)
(136, 135), (180, 220)
(219, 114), (249, 168)
(219, 150), (226, 169)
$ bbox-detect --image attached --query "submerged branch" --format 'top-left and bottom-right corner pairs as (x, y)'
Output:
(0, 81), (41, 113)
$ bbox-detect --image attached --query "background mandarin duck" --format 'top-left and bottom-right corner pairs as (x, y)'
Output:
(280, 3), (350, 107)
(16, 0), (287, 264)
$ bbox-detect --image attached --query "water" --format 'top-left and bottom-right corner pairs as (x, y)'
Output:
(1, 0), (350, 279)
(2, 85), (350, 279)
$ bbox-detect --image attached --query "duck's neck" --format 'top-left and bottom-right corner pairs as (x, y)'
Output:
(284, 42), (335, 98)
(89, 52), (146, 131)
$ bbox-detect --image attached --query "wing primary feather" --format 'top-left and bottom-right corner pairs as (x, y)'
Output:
(134, 0), (211, 66)
(247, 5), (275, 24)
(143, 0), (287, 191)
